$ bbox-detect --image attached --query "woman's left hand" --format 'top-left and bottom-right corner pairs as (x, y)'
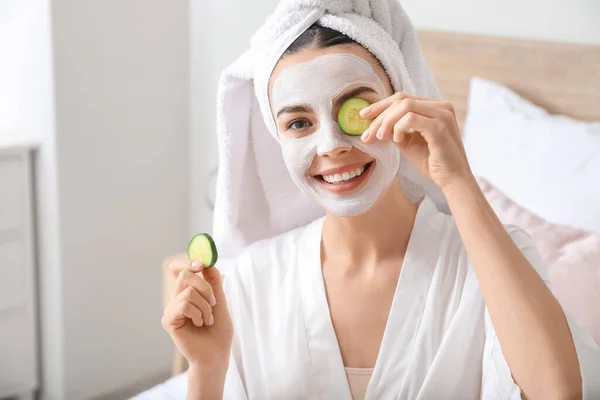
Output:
(360, 92), (473, 190)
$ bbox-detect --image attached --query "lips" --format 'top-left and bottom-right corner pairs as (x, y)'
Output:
(314, 161), (374, 194)
(320, 162), (369, 184)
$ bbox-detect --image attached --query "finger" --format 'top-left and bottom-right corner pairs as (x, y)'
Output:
(169, 258), (204, 277)
(391, 98), (449, 120)
(176, 269), (217, 306)
(372, 99), (451, 143)
(359, 92), (443, 119)
(372, 100), (414, 142)
(174, 269), (187, 297)
(162, 299), (203, 329)
(178, 286), (214, 326)
(362, 99), (426, 143)
(361, 118), (382, 143)
(393, 123), (408, 144)
(363, 101), (402, 143)
(202, 267), (227, 310)
(359, 93), (426, 118)
(180, 300), (205, 327)
(393, 112), (440, 144)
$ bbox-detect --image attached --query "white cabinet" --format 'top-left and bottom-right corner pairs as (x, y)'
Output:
(0, 146), (38, 399)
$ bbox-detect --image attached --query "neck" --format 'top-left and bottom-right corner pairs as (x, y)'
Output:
(321, 180), (418, 268)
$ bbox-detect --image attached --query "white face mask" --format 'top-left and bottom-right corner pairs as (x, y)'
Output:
(270, 53), (400, 217)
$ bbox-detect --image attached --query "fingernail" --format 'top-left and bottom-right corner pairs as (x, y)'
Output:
(190, 261), (203, 270)
(361, 128), (369, 141)
(376, 128), (383, 139)
(209, 295), (217, 307)
(360, 106), (371, 116)
(208, 315), (214, 326)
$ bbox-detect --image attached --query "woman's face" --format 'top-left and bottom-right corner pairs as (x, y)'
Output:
(268, 44), (401, 217)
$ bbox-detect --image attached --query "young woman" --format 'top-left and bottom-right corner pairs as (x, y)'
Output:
(162, 3), (599, 399)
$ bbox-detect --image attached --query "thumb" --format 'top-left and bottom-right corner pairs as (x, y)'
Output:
(397, 132), (430, 173)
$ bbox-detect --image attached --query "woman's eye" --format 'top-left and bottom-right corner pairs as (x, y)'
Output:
(287, 119), (311, 131)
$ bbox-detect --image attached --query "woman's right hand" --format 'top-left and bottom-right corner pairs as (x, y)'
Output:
(162, 260), (233, 371)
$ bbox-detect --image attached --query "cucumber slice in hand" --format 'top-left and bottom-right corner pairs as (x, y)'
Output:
(187, 233), (218, 269)
(338, 98), (373, 136)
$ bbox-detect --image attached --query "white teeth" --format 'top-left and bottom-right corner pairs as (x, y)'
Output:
(322, 163), (369, 184)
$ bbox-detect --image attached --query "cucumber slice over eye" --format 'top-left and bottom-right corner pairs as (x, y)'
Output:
(187, 233), (218, 269)
(338, 97), (373, 136)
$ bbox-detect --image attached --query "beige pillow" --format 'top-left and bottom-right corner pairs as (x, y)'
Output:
(478, 178), (600, 346)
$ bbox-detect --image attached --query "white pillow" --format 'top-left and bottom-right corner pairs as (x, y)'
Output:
(463, 77), (600, 234)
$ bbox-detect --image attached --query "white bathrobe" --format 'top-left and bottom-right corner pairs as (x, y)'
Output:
(220, 196), (600, 399)
(132, 196), (600, 400)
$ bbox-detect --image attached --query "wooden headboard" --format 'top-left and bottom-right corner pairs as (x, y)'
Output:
(417, 30), (600, 125)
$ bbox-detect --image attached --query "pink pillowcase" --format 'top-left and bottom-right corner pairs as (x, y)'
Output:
(478, 178), (600, 346)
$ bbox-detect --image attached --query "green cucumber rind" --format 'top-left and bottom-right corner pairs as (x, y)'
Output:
(187, 233), (218, 269)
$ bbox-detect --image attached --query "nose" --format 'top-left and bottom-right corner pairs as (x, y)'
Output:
(316, 122), (353, 157)
(321, 146), (351, 157)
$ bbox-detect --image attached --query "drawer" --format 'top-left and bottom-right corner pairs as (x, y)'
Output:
(0, 240), (26, 310)
(0, 155), (25, 232)
(0, 307), (37, 393)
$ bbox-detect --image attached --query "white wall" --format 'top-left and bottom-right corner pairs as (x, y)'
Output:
(190, 0), (600, 233)
(0, 0), (65, 397)
(0, 0), (53, 139)
(0, 1), (31, 135)
(49, 1), (190, 398)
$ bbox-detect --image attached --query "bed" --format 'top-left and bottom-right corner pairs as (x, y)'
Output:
(133, 30), (600, 399)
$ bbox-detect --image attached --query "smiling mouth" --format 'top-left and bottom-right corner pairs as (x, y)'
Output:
(315, 161), (374, 185)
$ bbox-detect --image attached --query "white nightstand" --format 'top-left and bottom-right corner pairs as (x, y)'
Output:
(0, 145), (39, 400)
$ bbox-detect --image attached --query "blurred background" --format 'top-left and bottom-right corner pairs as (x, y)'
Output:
(0, 0), (598, 399)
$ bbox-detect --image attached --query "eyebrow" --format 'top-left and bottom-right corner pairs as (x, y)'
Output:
(276, 105), (314, 119)
(335, 86), (377, 106)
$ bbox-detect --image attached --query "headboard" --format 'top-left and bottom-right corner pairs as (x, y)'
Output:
(417, 30), (600, 125)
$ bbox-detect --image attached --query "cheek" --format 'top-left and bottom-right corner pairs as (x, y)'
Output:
(307, 155), (321, 175)
(355, 139), (401, 173)
(279, 136), (317, 175)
